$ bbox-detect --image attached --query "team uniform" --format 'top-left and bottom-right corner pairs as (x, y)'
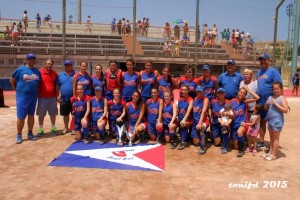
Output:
(74, 72), (92, 96)
(146, 98), (162, 136)
(162, 101), (177, 136)
(126, 102), (146, 132)
(191, 96), (209, 139)
(179, 76), (198, 98)
(91, 74), (105, 96)
(90, 96), (107, 134)
(178, 96), (193, 143)
(70, 95), (90, 132)
(211, 99), (231, 139)
(12, 65), (41, 119)
(217, 72), (243, 100)
(256, 67), (282, 119)
(198, 75), (217, 102)
(105, 69), (123, 101)
(157, 76), (174, 99)
(107, 99), (126, 134)
(123, 71), (139, 102)
(141, 70), (157, 102)
(231, 98), (248, 142)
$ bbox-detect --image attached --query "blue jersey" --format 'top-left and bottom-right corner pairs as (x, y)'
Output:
(127, 102), (144, 127)
(211, 99), (230, 124)
(141, 70), (157, 99)
(91, 74), (105, 96)
(70, 95), (90, 119)
(179, 76), (198, 98)
(217, 72), (243, 99)
(107, 99), (126, 121)
(146, 98), (161, 122)
(162, 101), (174, 125)
(157, 76), (173, 99)
(198, 75), (217, 102)
(178, 97), (193, 122)
(231, 98), (247, 129)
(74, 72), (92, 96)
(90, 96), (105, 121)
(12, 65), (41, 99)
(193, 96), (208, 124)
(56, 70), (75, 101)
(256, 67), (282, 105)
(123, 71), (139, 99)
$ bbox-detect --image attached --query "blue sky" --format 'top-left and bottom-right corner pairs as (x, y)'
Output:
(0, 0), (294, 42)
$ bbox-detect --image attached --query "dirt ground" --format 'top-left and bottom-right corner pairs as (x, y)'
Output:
(0, 91), (299, 200)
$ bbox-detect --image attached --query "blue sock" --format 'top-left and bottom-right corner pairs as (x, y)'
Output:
(82, 127), (89, 138)
(200, 134), (206, 148)
(180, 128), (188, 143)
(238, 135), (245, 143)
(222, 134), (229, 148)
(98, 128), (105, 136)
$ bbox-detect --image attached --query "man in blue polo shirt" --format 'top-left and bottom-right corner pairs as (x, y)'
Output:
(56, 60), (76, 134)
(217, 59), (243, 100)
(10, 53), (41, 144)
(256, 53), (282, 149)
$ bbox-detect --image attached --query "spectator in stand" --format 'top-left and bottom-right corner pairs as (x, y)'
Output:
(4, 26), (12, 38)
(126, 20), (131, 36)
(111, 18), (116, 34)
(56, 60), (76, 134)
(221, 29), (227, 44)
(17, 21), (23, 33)
(163, 22), (171, 41)
(202, 24), (208, 43)
(10, 53), (41, 144)
(43, 14), (52, 28)
(11, 22), (18, 46)
(121, 18), (126, 35)
(226, 28), (230, 45)
(292, 69), (300, 96)
(218, 59), (243, 100)
(144, 18), (150, 37)
(211, 24), (218, 43)
(36, 13), (41, 32)
(117, 19), (122, 35)
(22, 10), (28, 33)
(36, 59), (58, 136)
(68, 15), (73, 24)
(174, 25), (180, 41)
(85, 15), (93, 34)
(183, 23), (189, 37)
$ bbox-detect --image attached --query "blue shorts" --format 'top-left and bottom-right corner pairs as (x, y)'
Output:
(268, 119), (283, 132)
(211, 123), (222, 139)
(16, 97), (37, 119)
(147, 121), (157, 135)
(74, 118), (83, 131)
(36, 97), (58, 117)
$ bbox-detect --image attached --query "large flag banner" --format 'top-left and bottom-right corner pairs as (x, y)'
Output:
(48, 142), (165, 172)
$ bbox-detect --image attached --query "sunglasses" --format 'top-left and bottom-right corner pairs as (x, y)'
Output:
(185, 70), (193, 74)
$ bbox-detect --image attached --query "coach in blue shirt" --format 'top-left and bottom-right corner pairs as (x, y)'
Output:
(217, 59), (243, 100)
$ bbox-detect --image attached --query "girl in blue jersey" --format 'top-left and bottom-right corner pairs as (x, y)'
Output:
(177, 84), (193, 150)
(231, 85), (260, 157)
(90, 86), (107, 144)
(146, 88), (163, 141)
(126, 91), (147, 142)
(263, 82), (288, 161)
(157, 65), (176, 99)
(91, 64), (106, 97)
(159, 91), (178, 149)
(107, 88), (126, 140)
(211, 88), (231, 154)
(70, 84), (90, 143)
(198, 64), (218, 102)
(140, 60), (159, 102)
(191, 86), (210, 155)
(72, 61), (92, 96)
(122, 58), (140, 102)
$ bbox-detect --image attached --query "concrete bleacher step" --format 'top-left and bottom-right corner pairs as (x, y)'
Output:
(122, 36), (144, 56)
(221, 44), (245, 60)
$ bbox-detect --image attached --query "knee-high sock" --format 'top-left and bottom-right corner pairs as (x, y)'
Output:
(180, 128), (188, 143)
(222, 133), (229, 148)
(82, 127), (89, 138)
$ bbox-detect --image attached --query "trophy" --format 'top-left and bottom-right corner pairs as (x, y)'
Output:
(115, 120), (125, 146)
(127, 131), (133, 146)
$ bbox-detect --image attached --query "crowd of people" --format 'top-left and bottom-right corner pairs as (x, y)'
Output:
(10, 52), (289, 161)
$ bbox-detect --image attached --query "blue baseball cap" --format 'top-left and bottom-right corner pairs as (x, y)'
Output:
(217, 88), (226, 93)
(95, 86), (102, 91)
(64, 60), (73, 66)
(202, 64), (211, 70)
(258, 53), (270, 60)
(196, 85), (205, 92)
(227, 59), (236, 65)
(26, 53), (36, 59)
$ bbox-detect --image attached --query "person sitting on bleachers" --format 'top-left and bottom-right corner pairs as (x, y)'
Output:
(163, 41), (172, 56)
(4, 26), (12, 38)
(43, 14), (52, 28)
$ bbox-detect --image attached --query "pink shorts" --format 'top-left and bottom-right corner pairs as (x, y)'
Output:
(247, 127), (259, 137)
